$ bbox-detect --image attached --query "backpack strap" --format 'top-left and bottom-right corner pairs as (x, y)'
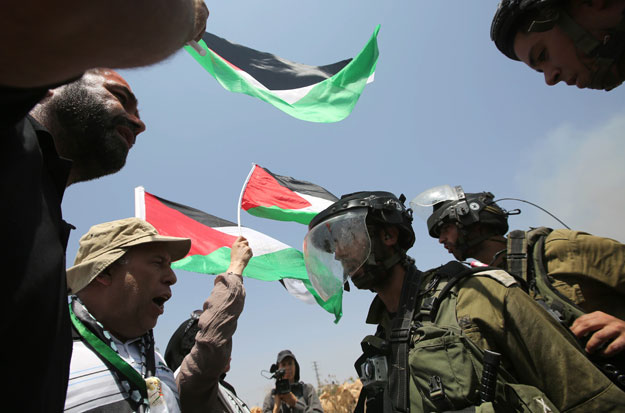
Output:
(506, 227), (585, 324)
(532, 235), (585, 326)
(506, 230), (528, 284)
(506, 227), (554, 291)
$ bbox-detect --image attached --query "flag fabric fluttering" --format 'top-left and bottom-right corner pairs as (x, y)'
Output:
(135, 187), (342, 322)
(240, 164), (338, 225)
(184, 25), (380, 123)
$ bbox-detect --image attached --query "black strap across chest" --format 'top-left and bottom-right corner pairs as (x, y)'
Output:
(388, 265), (423, 413)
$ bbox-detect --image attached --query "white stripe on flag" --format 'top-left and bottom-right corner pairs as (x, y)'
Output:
(216, 226), (291, 255)
(234, 68), (317, 105)
(282, 279), (316, 305)
(295, 191), (336, 213)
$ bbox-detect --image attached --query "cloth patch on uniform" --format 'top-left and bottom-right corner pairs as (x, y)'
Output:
(477, 270), (517, 287)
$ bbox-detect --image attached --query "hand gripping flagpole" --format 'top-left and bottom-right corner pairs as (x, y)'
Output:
(187, 40), (207, 56)
(237, 163), (257, 236)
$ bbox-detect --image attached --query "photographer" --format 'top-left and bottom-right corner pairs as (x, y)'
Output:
(262, 350), (323, 413)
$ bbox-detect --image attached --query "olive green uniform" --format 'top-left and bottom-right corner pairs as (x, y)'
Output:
(365, 266), (625, 412)
(542, 229), (625, 320)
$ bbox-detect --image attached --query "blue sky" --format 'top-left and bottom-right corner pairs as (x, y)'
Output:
(62, 1), (625, 407)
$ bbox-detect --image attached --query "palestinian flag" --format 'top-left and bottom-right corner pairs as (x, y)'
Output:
(240, 164), (338, 225)
(184, 26), (380, 123)
(135, 187), (342, 322)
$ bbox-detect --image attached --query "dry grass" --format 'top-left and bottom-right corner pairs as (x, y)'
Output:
(318, 378), (362, 413)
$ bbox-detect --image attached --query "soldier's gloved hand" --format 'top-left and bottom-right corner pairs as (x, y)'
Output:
(570, 311), (625, 356)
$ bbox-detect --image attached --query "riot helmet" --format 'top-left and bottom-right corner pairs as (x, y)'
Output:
(411, 185), (508, 260)
(304, 191), (414, 299)
(490, 0), (625, 90)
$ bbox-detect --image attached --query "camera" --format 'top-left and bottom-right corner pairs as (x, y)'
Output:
(358, 355), (388, 390)
(270, 364), (291, 395)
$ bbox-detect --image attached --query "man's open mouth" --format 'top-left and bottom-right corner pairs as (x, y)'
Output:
(153, 297), (166, 306)
(152, 294), (170, 310)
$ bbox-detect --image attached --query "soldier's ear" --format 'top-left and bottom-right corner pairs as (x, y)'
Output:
(382, 226), (399, 246)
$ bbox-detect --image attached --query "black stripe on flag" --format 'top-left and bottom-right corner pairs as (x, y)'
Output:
(202, 32), (352, 91)
(152, 194), (236, 228)
(262, 166), (338, 202)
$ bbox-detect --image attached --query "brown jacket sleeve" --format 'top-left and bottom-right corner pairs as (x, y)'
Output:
(176, 272), (246, 413)
(457, 276), (625, 412)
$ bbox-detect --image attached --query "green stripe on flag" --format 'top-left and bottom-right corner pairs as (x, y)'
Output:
(173, 247), (342, 322)
(185, 25), (380, 123)
(299, 277), (343, 324)
(246, 205), (317, 225)
(172, 247), (232, 275)
(173, 247), (308, 281)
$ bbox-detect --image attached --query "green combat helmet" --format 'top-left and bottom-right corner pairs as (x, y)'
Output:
(490, 0), (625, 90)
(410, 185), (508, 260)
(304, 191), (414, 299)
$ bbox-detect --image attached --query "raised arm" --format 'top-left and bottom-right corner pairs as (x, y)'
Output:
(1, 0), (208, 87)
(176, 236), (252, 413)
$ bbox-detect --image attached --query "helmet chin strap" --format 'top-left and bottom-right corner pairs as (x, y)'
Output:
(453, 224), (504, 261)
(351, 250), (405, 291)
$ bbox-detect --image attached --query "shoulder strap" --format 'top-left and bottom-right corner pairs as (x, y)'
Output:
(354, 388), (367, 413)
(506, 230), (528, 284)
(388, 265), (423, 413)
(427, 264), (503, 321)
(506, 228), (553, 290)
(532, 235), (585, 326)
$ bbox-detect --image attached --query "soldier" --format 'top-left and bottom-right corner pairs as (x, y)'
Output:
(412, 184), (625, 362)
(304, 191), (625, 412)
(490, 0), (625, 90)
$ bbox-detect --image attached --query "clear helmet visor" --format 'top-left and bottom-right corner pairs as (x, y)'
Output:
(410, 185), (462, 221)
(303, 209), (371, 301)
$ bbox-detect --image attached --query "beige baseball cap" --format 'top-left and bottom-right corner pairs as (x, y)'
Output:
(67, 217), (191, 294)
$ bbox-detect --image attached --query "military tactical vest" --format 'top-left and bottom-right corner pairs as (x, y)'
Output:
(355, 262), (559, 413)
